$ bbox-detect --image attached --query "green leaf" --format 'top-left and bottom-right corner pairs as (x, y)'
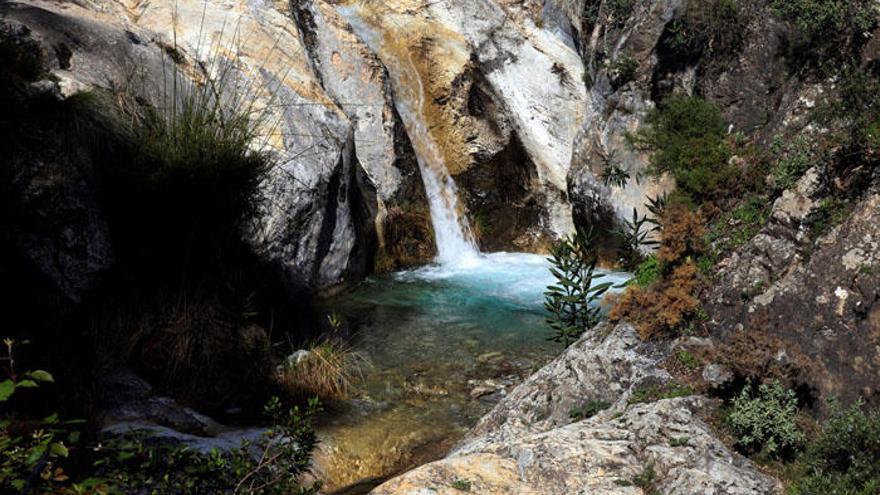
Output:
(43, 413), (59, 424)
(16, 379), (38, 388)
(50, 442), (69, 457)
(26, 444), (47, 465)
(27, 370), (54, 383)
(0, 380), (14, 402)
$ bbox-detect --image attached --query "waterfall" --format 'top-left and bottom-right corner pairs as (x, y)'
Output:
(337, 6), (480, 267)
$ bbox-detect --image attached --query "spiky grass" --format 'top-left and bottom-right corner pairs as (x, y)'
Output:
(277, 340), (370, 401)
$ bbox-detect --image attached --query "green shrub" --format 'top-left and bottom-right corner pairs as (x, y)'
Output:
(770, 0), (877, 70)
(94, 396), (321, 495)
(545, 228), (613, 347)
(790, 400), (880, 495)
(675, 349), (700, 370)
(631, 96), (736, 204)
(727, 381), (804, 458)
(822, 66), (880, 157)
(616, 208), (658, 271)
(451, 479), (472, 491)
(633, 255), (662, 287)
(609, 54), (638, 89)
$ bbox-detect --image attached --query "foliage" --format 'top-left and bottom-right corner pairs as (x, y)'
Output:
(2, 337), (322, 494)
(820, 65), (880, 160)
(104, 40), (273, 287)
(727, 381), (804, 458)
(675, 349), (701, 370)
(609, 54), (638, 89)
(769, 0), (877, 70)
(570, 400), (611, 421)
(789, 400), (880, 495)
(544, 228), (613, 347)
(656, 206), (707, 264)
(90, 396), (320, 495)
(633, 255), (662, 287)
(706, 196), (770, 256)
(0, 338), (88, 495)
(769, 137), (818, 192)
(806, 197), (849, 241)
(616, 208), (658, 270)
(599, 150), (632, 188)
(665, 0), (747, 58)
(631, 96), (736, 205)
(630, 382), (695, 404)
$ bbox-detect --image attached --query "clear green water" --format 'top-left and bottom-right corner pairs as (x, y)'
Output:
(313, 253), (629, 492)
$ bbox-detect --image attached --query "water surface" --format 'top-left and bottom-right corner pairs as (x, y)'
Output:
(314, 253), (629, 492)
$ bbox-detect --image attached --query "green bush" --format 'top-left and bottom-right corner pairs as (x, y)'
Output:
(633, 255), (662, 287)
(790, 400), (880, 495)
(93, 397), (321, 495)
(727, 381), (804, 458)
(631, 96), (736, 204)
(545, 228), (613, 347)
(609, 54), (638, 89)
(770, 0), (877, 69)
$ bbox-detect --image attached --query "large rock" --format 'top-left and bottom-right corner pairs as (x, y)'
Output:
(706, 190), (880, 412)
(373, 323), (780, 494)
(333, 0), (586, 251)
(0, 0), (378, 294)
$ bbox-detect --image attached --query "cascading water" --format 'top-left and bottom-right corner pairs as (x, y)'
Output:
(337, 6), (479, 267)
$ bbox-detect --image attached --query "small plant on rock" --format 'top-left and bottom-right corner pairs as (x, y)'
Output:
(570, 399), (612, 421)
(545, 228), (613, 347)
(727, 380), (804, 459)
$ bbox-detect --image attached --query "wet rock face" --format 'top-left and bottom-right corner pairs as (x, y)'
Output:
(373, 324), (780, 494)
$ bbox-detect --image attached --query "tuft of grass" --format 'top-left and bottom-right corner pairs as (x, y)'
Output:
(451, 479), (472, 491)
(570, 399), (612, 421)
(669, 436), (690, 447)
(675, 349), (701, 370)
(277, 340), (369, 401)
(630, 383), (695, 404)
(706, 196), (770, 256)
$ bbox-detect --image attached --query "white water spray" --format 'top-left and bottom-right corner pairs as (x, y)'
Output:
(337, 6), (480, 267)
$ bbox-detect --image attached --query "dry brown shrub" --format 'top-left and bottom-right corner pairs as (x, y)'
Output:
(609, 261), (703, 340)
(712, 329), (817, 390)
(657, 205), (707, 264)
